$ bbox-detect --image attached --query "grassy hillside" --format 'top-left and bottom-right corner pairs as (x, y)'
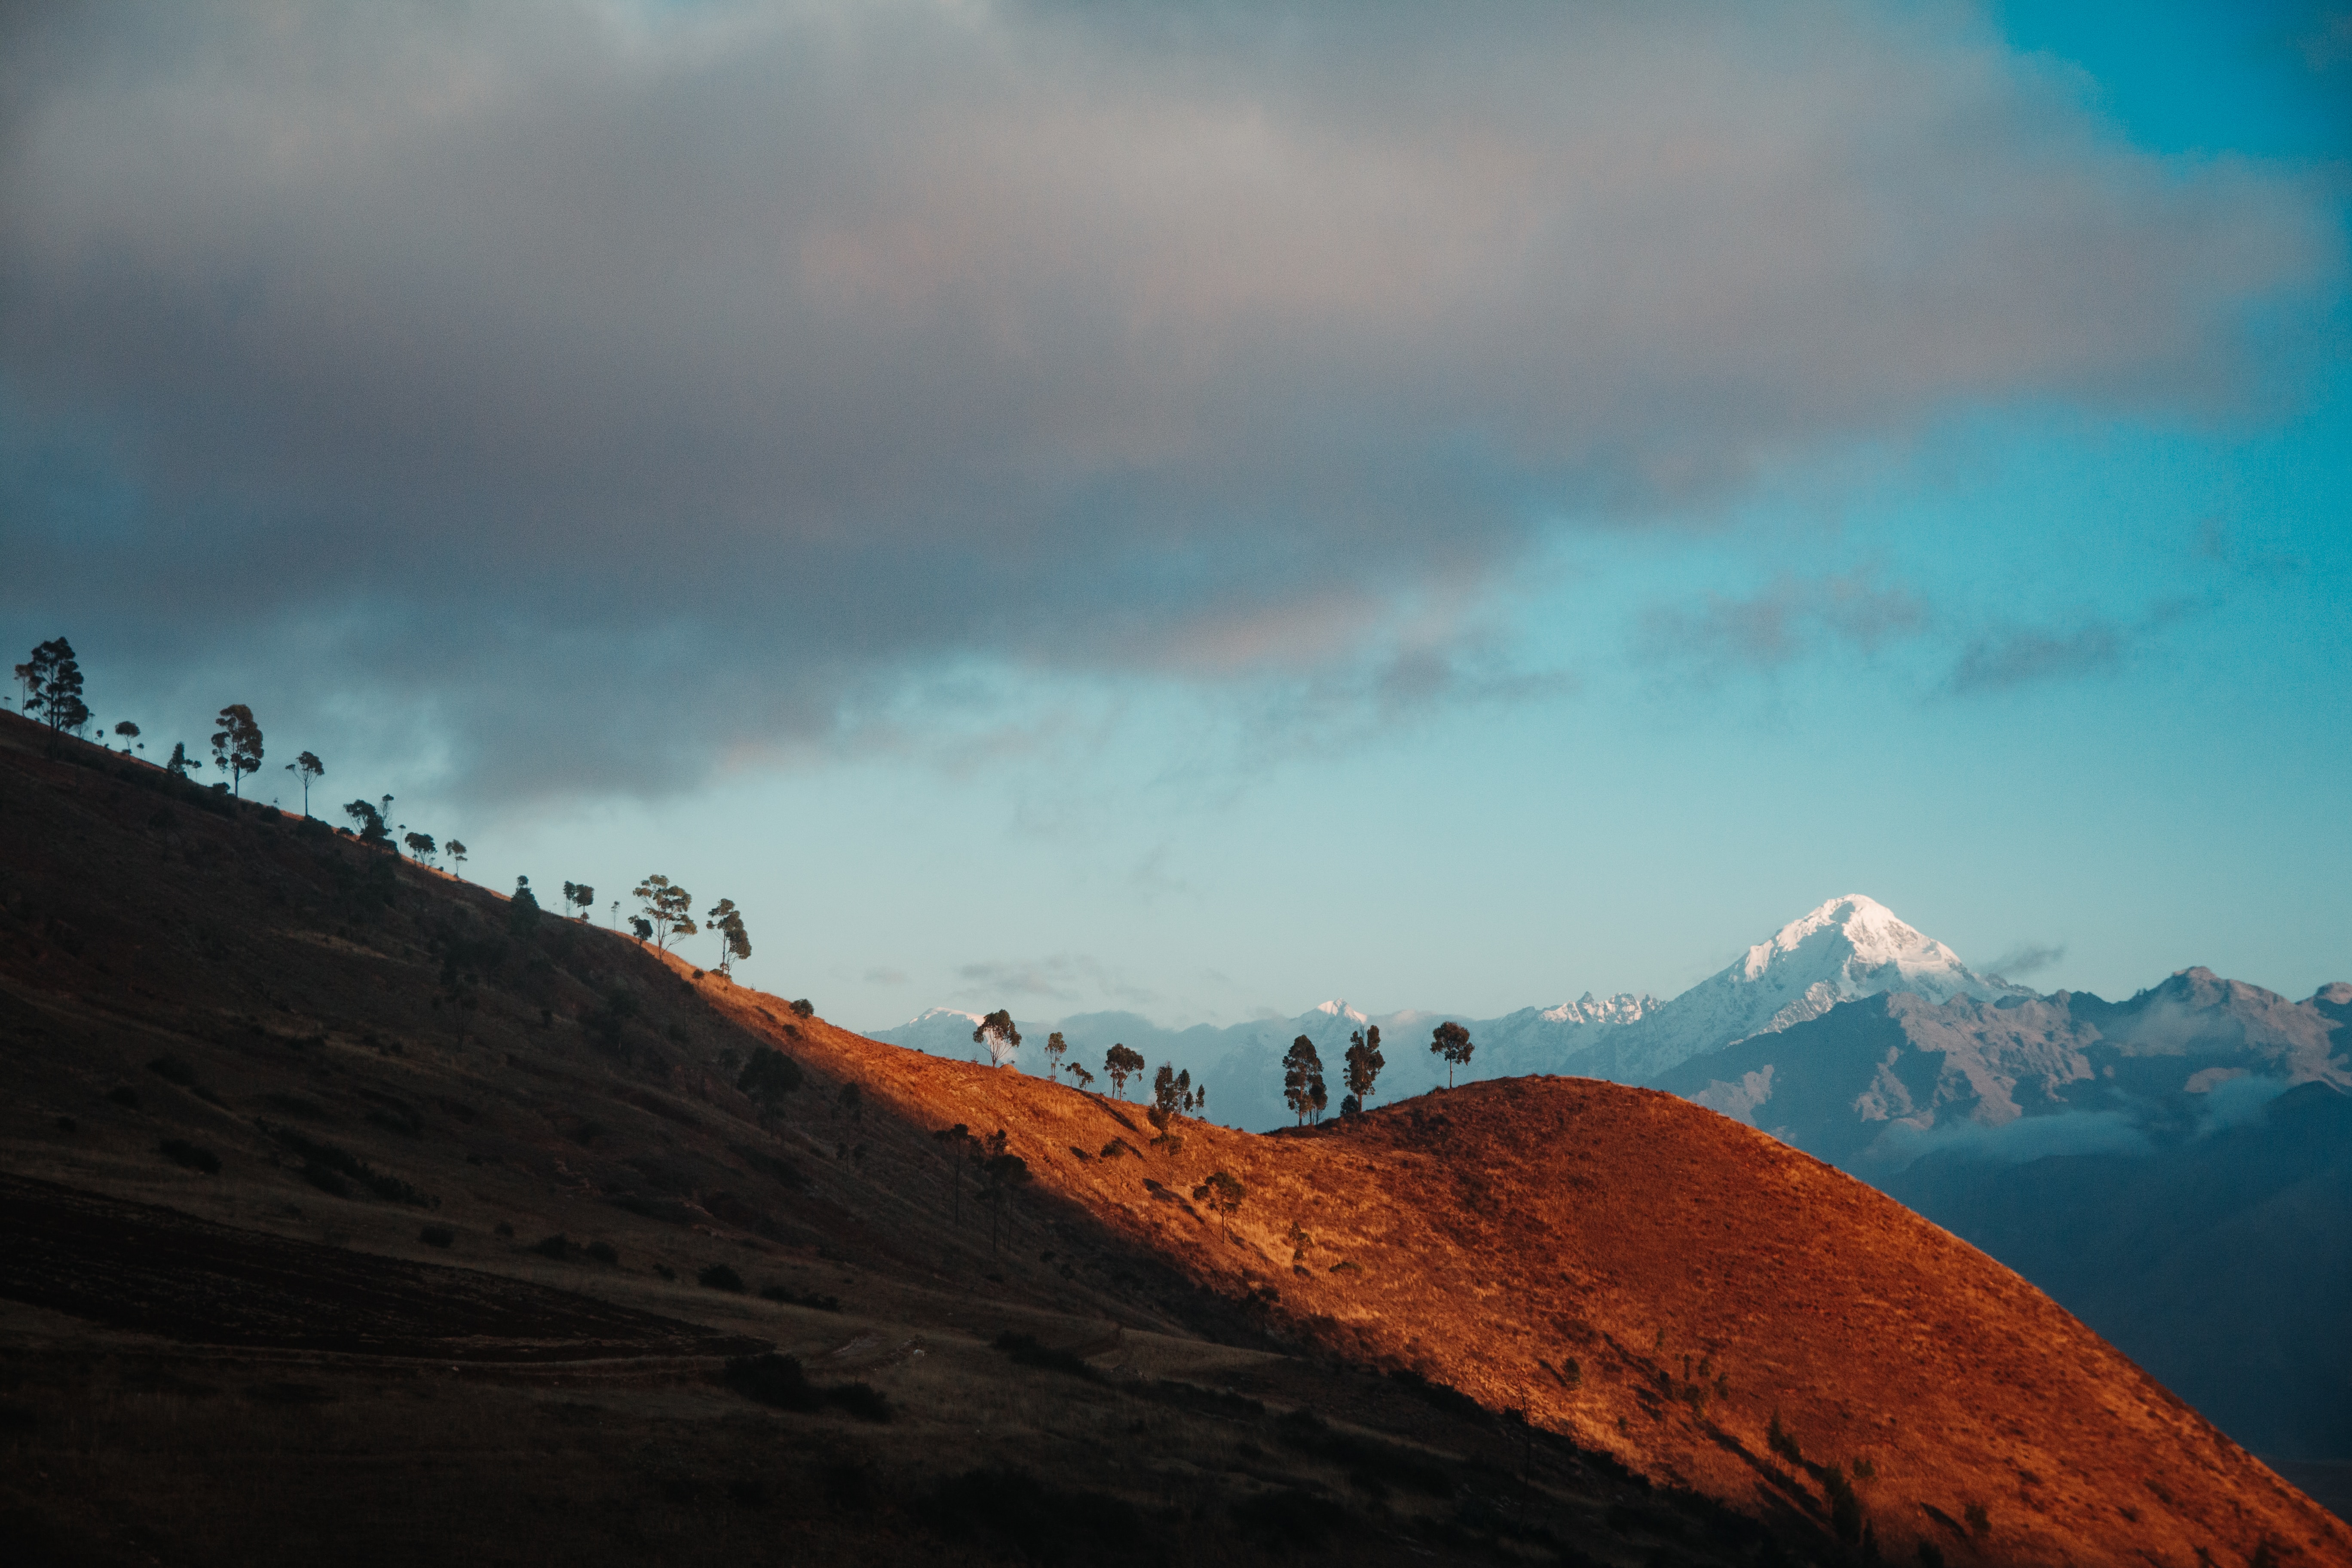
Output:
(1, 711), (2343, 1568)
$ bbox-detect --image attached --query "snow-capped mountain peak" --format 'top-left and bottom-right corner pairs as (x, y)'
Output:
(1312, 999), (1371, 1025)
(1743, 894), (1964, 983)
(1570, 894), (2021, 1083)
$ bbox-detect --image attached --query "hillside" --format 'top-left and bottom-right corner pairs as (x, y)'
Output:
(2, 713), (2346, 1568)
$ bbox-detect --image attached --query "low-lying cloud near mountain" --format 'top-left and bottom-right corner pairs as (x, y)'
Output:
(3, 1), (2337, 797)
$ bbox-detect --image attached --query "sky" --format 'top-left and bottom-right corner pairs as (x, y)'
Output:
(4, 0), (2348, 1032)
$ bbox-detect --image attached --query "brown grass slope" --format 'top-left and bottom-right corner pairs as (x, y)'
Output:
(0, 710), (2343, 1568)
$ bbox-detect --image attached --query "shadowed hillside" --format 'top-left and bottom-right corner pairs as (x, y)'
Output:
(2, 711), (2345, 1568)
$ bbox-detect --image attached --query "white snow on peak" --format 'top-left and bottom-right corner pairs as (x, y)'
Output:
(1570, 894), (2022, 1083)
(1540, 991), (1657, 1026)
(903, 1006), (984, 1028)
(1312, 999), (1371, 1024)
(1742, 894), (1960, 982)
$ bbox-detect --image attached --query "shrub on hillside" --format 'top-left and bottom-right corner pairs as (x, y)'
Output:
(157, 1138), (220, 1174)
(585, 1240), (619, 1265)
(992, 1332), (1099, 1381)
(721, 1354), (891, 1422)
(533, 1234), (572, 1260)
(736, 1047), (804, 1105)
(919, 1467), (1145, 1566)
(699, 1262), (746, 1292)
(418, 1225), (455, 1248)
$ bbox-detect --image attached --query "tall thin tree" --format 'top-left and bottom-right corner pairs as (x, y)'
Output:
(210, 704), (263, 796)
(1282, 1035), (1327, 1125)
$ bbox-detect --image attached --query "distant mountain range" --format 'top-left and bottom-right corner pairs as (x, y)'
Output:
(872, 894), (2032, 1128)
(877, 895), (2352, 1467)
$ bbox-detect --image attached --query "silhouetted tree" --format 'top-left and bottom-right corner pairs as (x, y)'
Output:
(706, 897), (751, 977)
(932, 1122), (977, 1225)
(113, 720), (140, 753)
(1147, 1063), (1202, 1152)
(446, 839), (468, 879)
(1065, 1062), (1095, 1092)
(509, 876), (542, 935)
(608, 900), (619, 928)
(737, 1047), (803, 1106)
(564, 881), (595, 921)
(1043, 1031), (1068, 1074)
(403, 831), (438, 865)
(166, 742), (195, 778)
(1344, 1025), (1384, 1111)
(21, 639), (89, 740)
(633, 874), (695, 951)
(973, 1008), (1021, 1069)
(630, 916), (654, 943)
(978, 1128), (1030, 1255)
(210, 704), (263, 796)
(1430, 1020), (1473, 1089)
(343, 798), (393, 849)
(283, 751), (323, 815)
(1104, 1043), (1145, 1100)
(1283, 1035), (1327, 1125)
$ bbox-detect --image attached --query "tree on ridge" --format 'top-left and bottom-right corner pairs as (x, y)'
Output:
(22, 639), (89, 741)
(446, 839), (469, 879)
(284, 751), (324, 816)
(1282, 1035), (1327, 1125)
(403, 831), (438, 866)
(706, 897), (751, 977)
(1430, 1020), (1474, 1089)
(210, 704), (263, 796)
(973, 1008), (1021, 1068)
(1103, 1043), (1145, 1101)
(1148, 1063), (1201, 1152)
(1043, 1031), (1068, 1075)
(1344, 1025), (1384, 1114)
(633, 874), (695, 951)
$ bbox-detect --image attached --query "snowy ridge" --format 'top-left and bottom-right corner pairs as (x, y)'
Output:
(1558, 895), (2026, 1084)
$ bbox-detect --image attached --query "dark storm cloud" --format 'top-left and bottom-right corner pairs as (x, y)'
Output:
(0, 1), (2337, 796)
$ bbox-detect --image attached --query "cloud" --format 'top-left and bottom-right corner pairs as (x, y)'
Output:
(1635, 569), (1931, 680)
(1942, 597), (2199, 695)
(954, 954), (1156, 1008)
(862, 967), (909, 987)
(1864, 1108), (2153, 1170)
(1987, 941), (2067, 979)
(1, 0), (2337, 797)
